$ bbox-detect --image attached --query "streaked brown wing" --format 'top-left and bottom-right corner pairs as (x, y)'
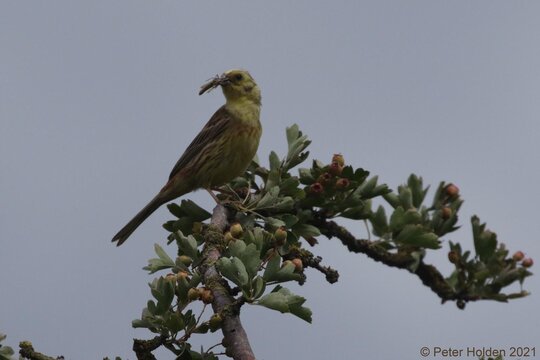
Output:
(169, 105), (232, 180)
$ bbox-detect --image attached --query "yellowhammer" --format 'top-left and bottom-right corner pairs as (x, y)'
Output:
(112, 69), (262, 246)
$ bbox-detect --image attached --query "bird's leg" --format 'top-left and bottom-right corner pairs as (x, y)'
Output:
(212, 186), (237, 197)
(206, 188), (221, 204)
(207, 187), (243, 209)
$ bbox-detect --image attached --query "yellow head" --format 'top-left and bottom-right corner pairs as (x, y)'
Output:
(199, 69), (261, 106)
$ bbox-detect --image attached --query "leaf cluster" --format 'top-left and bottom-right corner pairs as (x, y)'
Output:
(133, 125), (532, 358)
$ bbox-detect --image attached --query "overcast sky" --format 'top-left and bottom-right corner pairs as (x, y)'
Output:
(2, 2), (539, 359)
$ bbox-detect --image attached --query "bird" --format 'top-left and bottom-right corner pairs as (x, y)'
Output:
(112, 69), (262, 246)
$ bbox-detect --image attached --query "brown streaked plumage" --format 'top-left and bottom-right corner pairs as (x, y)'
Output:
(112, 69), (262, 246)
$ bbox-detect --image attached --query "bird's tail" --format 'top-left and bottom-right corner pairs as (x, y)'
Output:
(112, 194), (166, 246)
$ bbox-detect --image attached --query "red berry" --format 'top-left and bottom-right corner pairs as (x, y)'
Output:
(512, 251), (525, 262)
(177, 271), (190, 281)
(445, 184), (460, 198)
(291, 258), (303, 272)
(309, 182), (324, 194)
(448, 251), (459, 264)
(522, 258), (534, 268)
(441, 207), (452, 219)
(335, 178), (350, 190)
(317, 172), (333, 186)
(201, 289), (214, 304)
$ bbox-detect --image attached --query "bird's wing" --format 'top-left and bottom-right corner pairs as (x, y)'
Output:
(169, 105), (232, 180)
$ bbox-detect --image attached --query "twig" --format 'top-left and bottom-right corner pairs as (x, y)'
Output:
(314, 218), (490, 305)
(132, 335), (166, 360)
(19, 341), (61, 360)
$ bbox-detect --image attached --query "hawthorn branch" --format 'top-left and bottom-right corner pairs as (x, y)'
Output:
(286, 247), (339, 284)
(19, 341), (59, 360)
(133, 335), (166, 360)
(314, 218), (480, 304)
(199, 204), (255, 360)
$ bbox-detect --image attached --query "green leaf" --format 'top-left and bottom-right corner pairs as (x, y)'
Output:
(256, 186), (280, 209)
(263, 254), (281, 281)
(298, 168), (315, 184)
(155, 244), (174, 265)
(0, 334), (14, 360)
(256, 286), (312, 323)
(280, 214), (299, 227)
(358, 176), (378, 198)
(371, 184), (391, 197)
(154, 277), (175, 315)
(472, 216), (497, 262)
(217, 257), (249, 287)
(166, 217), (196, 237)
(341, 165), (354, 179)
(284, 125), (311, 169)
(280, 176), (300, 193)
(165, 312), (185, 333)
(383, 192), (400, 209)
(286, 150), (310, 170)
(389, 207), (422, 232)
(286, 124), (300, 146)
(370, 205), (388, 236)
(408, 174), (429, 208)
(398, 186), (413, 209)
(144, 244), (176, 274)
(265, 151), (281, 189)
(147, 300), (157, 315)
(250, 227), (266, 250)
(180, 200), (211, 221)
(229, 238), (247, 255)
(264, 217), (285, 228)
(395, 225), (440, 249)
(341, 202), (371, 220)
(132, 317), (155, 330)
(263, 259), (302, 282)
(252, 275), (267, 299)
(193, 323), (209, 334)
(353, 168), (370, 182)
(229, 241), (262, 279)
(273, 196), (295, 211)
(431, 181), (446, 208)
(292, 223), (321, 238)
(167, 203), (186, 218)
(174, 232), (199, 260)
(269, 151), (280, 171)
(389, 206), (406, 232)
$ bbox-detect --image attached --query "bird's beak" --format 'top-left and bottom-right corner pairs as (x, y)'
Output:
(199, 74), (230, 95)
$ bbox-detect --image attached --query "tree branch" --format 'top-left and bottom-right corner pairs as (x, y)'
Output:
(315, 218), (483, 304)
(199, 204), (255, 360)
(132, 335), (166, 360)
(19, 341), (59, 360)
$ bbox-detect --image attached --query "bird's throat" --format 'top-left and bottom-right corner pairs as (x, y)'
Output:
(225, 99), (261, 124)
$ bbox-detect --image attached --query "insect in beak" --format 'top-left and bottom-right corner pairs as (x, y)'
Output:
(199, 74), (230, 95)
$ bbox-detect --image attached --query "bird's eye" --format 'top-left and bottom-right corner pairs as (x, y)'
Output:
(234, 74), (243, 81)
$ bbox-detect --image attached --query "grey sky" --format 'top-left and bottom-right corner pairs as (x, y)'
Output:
(2, 2), (539, 359)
